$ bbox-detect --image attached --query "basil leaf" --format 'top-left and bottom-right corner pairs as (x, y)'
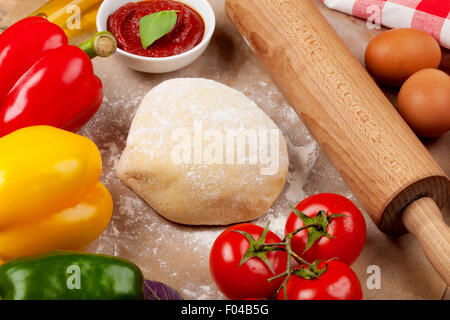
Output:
(139, 10), (178, 49)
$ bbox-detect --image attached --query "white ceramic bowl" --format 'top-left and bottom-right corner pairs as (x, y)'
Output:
(97, 0), (215, 73)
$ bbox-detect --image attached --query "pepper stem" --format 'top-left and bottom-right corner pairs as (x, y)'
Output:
(78, 31), (117, 59)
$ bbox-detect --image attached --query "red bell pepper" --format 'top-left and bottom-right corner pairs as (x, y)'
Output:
(0, 17), (116, 137)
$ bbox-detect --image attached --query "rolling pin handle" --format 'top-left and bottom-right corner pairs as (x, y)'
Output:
(402, 197), (450, 286)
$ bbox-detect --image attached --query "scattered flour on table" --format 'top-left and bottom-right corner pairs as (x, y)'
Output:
(85, 71), (320, 300)
(285, 139), (319, 204)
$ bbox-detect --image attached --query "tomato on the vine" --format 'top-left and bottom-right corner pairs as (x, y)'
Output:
(209, 223), (287, 300)
(285, 193), (366, 265)
(277, 260), (363, 300)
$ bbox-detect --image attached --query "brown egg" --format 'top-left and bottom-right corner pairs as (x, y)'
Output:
(365, 28), (441, 86)
(397, 69), (450, 138)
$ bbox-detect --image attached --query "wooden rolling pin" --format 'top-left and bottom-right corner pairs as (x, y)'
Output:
(225, 0), (450, 285)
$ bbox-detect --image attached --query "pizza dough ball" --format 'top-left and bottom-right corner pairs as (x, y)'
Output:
(117, 78), (289, 225)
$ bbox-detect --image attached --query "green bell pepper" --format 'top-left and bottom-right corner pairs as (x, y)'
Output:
(0, 251), (145, 300)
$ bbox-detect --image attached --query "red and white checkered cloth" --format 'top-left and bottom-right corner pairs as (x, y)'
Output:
(320, 0), (450, 49)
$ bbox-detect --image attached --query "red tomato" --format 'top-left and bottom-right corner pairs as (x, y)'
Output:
(285, 193), (366, 265)
(277, 260), (363, 300)
(209, 223), (287, 300)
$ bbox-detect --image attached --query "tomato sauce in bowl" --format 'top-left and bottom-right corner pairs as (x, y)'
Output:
(107, 0), (205, 58)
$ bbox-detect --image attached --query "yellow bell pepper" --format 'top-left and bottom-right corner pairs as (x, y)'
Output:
(0, 126), (113, 262)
